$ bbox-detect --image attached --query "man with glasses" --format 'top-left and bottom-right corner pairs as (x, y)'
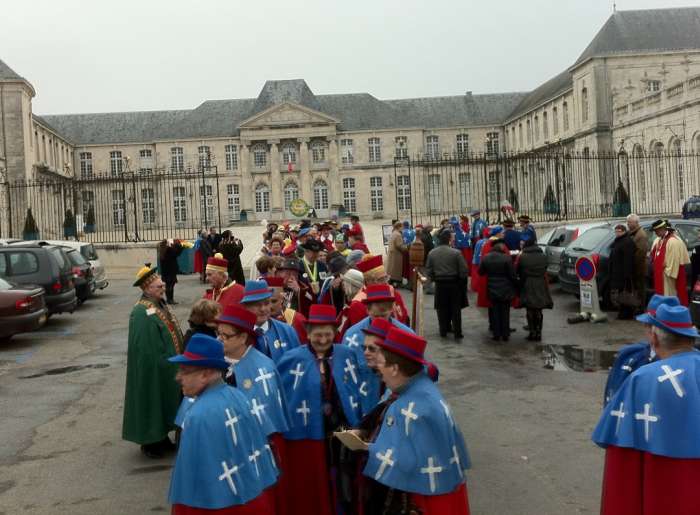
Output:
(123, 265), (184, 459)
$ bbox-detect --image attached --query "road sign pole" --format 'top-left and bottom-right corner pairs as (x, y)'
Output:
(575, 255), (607, 323)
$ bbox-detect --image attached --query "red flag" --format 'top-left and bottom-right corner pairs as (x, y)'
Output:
(287, 161), (293, 172)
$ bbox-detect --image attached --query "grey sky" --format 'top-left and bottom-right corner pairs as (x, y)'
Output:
(2, 0), (698, 115)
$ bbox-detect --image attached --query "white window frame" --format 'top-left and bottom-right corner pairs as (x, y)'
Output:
(397, 175), (411, 210)
(456, 134), (469, 157)
(340, 139), (354, 165)
(459, 172), (471, 210)
(487, 132), (499, 155)
(171, 147), (184, 173)
(647, 80), (661, 93)
(311, 141), (326, 164)
(370, 176), (383, 212)
(281, 143), (297, 165)
(227, 184), (241, 221)
(199, 184), (215, 224)
(255, 183), (270, 213)
(141, 188), (156, 225)
(428, 174), (441, 211)
(173, 186), (187, 223)
(395, 136), (408, 159)
(225, 144), (238, 171)
(283, 181), (299, 210)
(110, 151), (123, 176)
(426, 135), (439, 159)
(81, 190), (94, 220)
(342, 177), (356, 212)
(368, 137), (381, 163)
(252, 144), (267, 168)
(111, 189), (126, 226)
(198, 146), (211, 171)
(313, 179), (329, 210)
(80, 152), (93, 178)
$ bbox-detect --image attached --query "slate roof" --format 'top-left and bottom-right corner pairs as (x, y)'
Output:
(506, 70), (573, 122)
(252, 79), (322, 115)
(0, 58), (23, 80)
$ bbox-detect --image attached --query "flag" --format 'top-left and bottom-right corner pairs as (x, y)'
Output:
(287, 161), (293, 172)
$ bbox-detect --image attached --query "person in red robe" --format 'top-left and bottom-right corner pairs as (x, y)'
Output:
(470, 227), (490, 292)
(335, 269), (366, 342)
(351, 255), (410, 326)
(203, 254), (244, 308)
(592, 303), (700, 515)
(650, 219), (691, 306)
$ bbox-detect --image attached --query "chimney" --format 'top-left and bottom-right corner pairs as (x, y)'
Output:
(465, 91), (473, 98)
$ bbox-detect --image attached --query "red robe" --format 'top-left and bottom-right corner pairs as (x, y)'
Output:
(411, 482), (471, 515)
(600, 445), (700, 515)
(281, 308), (308, 344)
(193, 251), (203, 274)
(203, 281), (244, 308)
(335, 301), (368, 342)
(651, 234), (689, 306)
(351, 242), (370, 254)
(280, 439), (334, 515)
(172, 490), (275, 514)
(351, 286), (409, 326)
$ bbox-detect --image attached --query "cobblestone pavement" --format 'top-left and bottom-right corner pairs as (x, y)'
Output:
(0, 273), (644, 514)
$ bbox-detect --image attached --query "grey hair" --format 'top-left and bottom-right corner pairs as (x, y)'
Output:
(651, 325), (694, 349)
(626, 213), (640, 224)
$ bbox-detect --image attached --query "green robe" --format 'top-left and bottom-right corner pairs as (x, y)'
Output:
(122, 295), (184, 445)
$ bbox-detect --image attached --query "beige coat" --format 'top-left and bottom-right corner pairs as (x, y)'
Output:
(628, 226), (648, 277)
(386, 230), (406, 281)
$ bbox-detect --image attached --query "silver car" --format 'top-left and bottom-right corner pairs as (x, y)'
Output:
(538, 222), (608, 279)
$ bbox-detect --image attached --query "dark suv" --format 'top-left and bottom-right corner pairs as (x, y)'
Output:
(558, 219), (700, 306)
(0, 243), (77, 315)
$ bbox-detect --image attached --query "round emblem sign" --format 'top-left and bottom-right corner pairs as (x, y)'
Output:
(289, 199), (310, 217)
(575, 256), (597, 282)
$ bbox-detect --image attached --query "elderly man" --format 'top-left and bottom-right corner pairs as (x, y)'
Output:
(123, 265), (184, 458)
(203, 253), (244, 308)
(168, 334), (277, 514)
(426, 228), (468, 340)
(353, 255), (410, 325)
(298, 239), (329, 317)
(265, 275), (308, 344)
(592, 304), (700, 515)
(626, 214), (648, 310)
(650, 219), (690, 305)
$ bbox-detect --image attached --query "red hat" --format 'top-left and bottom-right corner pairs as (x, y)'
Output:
(307, 304), (339, 326)
(356, 255), (384, 276)
(362, 283), (395, 304)
(377, 326), (427, 364)
(206, 253), (228, 273)
(264, 276), (285, 288)
(215, 304), (256, 337)
(362, 317), (392, 339)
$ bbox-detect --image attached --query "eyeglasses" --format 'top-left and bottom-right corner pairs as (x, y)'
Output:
(217, 331), (239, 340)
(363, 344), (380, 352)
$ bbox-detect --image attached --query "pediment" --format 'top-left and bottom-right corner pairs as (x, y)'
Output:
(239, 102), (338, 129)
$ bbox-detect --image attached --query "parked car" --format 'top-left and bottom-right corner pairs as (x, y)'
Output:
(537, 222), (609, 280)
(25, 240), (108, 291)
(558, 219), (700, 307)
(63, 247), (95, 303)
(0, 277), (47, 340)
(0, 243), (77, 315)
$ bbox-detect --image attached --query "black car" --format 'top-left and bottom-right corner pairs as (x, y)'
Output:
(0, 243), (77, 315)
(558, 219), (700, 307)
(63, 247), (94, 304)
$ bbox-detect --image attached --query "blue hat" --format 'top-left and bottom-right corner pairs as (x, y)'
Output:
(489, 226), (503, 237)
(298, 227), (311, 237)
(636, 294), (680, 324)
(469, 209), (481, 216)
(240, 280), (272, 304)
(449, 216), (459, 225)
(168, 333), (229, 370)
(648, 304), (699, 339)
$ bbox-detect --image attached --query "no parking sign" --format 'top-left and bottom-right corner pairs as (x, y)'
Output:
(575, 256), (606, 323)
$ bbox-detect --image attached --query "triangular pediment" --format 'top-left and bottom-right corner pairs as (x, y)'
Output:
(239, 102), (338, 129)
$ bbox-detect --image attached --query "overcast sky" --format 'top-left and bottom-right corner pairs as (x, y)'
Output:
(2, 0), (698, 114)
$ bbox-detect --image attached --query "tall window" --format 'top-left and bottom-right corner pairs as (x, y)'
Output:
(652, 142), (666, 202)
(511, 127), (516, 151)
(368, 137), (381, 163)
(311, 141), (326, 164)
(456, 134), (469, 157)
(200, 185), (214, 224)
(552, 107), (559, 134)
(81, 190), (94, 220)
(563, 102), (569, 131)
(198, 146), (211, 171)
(284, 181), (299, 210)
(518, 123), (523, 148)
(534, 116), (540, 141)
(428, 175), (441, 211)
(171, 147), (184, 173)
(281, 143), (297, 165)
(141, 188), (156, 225)
(139, 149), (153, 175)
(488, 171), (499, 204)
(173, 186), (187, 223)
(342, 177), (356, 212)
(225, 144), (238, 171)
(255, 183), (270, 213)
(340, 139), (354, 164)
(459, 172), (471, 210)
(111, 189), (126, 226)
(370, 176), (383, 212)
(672, 138), (685, 199)
(633, 144), (646, 203)
(110, 151), (123, 176)
(79, 152), (93, 178)
(395, 136), (408, 159)
(581, 88), (589, 123)
(426, 135), (439, 159)
(313, 179), (329, 210)
(397, 175), (411, 210)
(486, 132), (499, 155)
(227, 184), (241, 221)
(526, 120), (532, 145)
(543, 112), (549, 140)
(252, 143), (267, 168)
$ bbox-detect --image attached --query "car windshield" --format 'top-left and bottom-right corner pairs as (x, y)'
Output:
(538, 229), (554, 245)
(49, 247), (68, 271)
(80, 244), (98, 261)
(568, 227), (611, 251)
(0, 277), (12, 290)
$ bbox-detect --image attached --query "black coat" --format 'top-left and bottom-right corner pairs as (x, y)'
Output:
(183, 324), (217, 351)
(419, 231), (434, 261)
(479, 250), (518, 302)
(199, 238), (214, 261)
(517, 246), (553, 309)
(219, 238), (245, 285)
(609, 232), (636, 291)
(159, 242), (183, 283)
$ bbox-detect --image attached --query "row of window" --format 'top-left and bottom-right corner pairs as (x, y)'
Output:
(512, 102), (571, 149)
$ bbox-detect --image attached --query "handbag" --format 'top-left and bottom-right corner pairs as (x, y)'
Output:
(611, 288), (638, 308)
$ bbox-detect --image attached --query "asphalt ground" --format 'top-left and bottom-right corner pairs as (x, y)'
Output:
(0, 273), (645, 515)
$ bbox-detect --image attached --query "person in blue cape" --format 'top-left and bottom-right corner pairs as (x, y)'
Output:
(276, 304), (363, 515)
(167, 333), (278, 515)
(350, 326), (471, 515)
(592, 303), (700, 515)
(469, 210), (488, 248)
(603, 294), (680, 405)
(401, 220), (416, 245)
(501, 219), (521, 251)
(518, 214), (537, 242)
(341, 283), (413, 415)
(239, 280), (300, 363)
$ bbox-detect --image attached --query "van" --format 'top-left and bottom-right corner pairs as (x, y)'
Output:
(24, 240), (108, 290)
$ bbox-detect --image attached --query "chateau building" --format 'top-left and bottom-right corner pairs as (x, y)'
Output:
(1, 7), (699, 234)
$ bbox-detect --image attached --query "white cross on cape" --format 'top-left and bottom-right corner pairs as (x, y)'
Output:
(401, 401), (418, 436)
(634, 402), (659, 442)
(345, 333), (360, 348)
(249, 448), (261, 477)
(264, 444), (277, 470)
(657, 365), (685, 398)
(375, 448), (395, 480)
(450, 445), (463, 476)
(290, 362), (305, 390)
(349, 395), (359, 410)
(610, 401), (626, 435)
(218, 461), (240, 494)
(440, 400), (454, 426)
(255, 367), (274, 396)
(420, 456), (443, 493)
(344, 358), (358, 384)
(224, 408), (240, 446)
(297, 400), (311, 426)
(359, 381), (368, 397)
(250, 398), (266, 425)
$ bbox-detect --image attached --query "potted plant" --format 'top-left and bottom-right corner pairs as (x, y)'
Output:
(63, 209), (77, 239)
(22, 208), (40, 240)
(84, 205), (96, 233)
(612, 180), (631, 217)
(543, 184), (559, 215)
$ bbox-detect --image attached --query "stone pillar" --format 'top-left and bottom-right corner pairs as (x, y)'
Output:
(269, 140), (282, 217)
(327, 136), (341, 208)
(239, 141), (253, 214)
(298, 138), (311, 202)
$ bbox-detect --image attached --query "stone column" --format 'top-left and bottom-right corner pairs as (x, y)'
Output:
(239, 141), (253, 214)
(327, 136), (341, 208)
(298, 138), (311, 202)
(269, 140), (282, 217)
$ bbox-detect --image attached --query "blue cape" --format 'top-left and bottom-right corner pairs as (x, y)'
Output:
(227, 347), (291, 436)
(593, 350), (700, 458)
(255, 318), (301, 363)
(342, 317), (412, 415)
(603, 341), (653, 405)
(503, 229), (521, 251)
(364, 373), (470, 495)
(168, 383), (278, 509)
(402, 228), (416, 245)
(472, 239), (487, 265)
(277, 344), (362, 440)
(470, 218), (488, 241)
(450, 221), (470, 250)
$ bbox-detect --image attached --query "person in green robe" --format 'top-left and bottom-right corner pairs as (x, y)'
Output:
(122, 265), (184, 458)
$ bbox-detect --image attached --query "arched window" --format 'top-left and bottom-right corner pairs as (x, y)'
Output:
(652, 142), (666, 202)
(252, 143), (267, 168)
(632, 144), (646, 203)
(671, 138), (685, 199)
(255, 183), (270, 213)
(526, 120), (532, 145)
(543, 112), (549, 139)
(281, 143), (297, 165)
(313, 179), (329, 210)
(534, 116), (539, 141)
(563, 102), (569, 130)
(284, 181), (299, 210)
(581, 88), (589, 122)
(310, 141), (327, 164)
